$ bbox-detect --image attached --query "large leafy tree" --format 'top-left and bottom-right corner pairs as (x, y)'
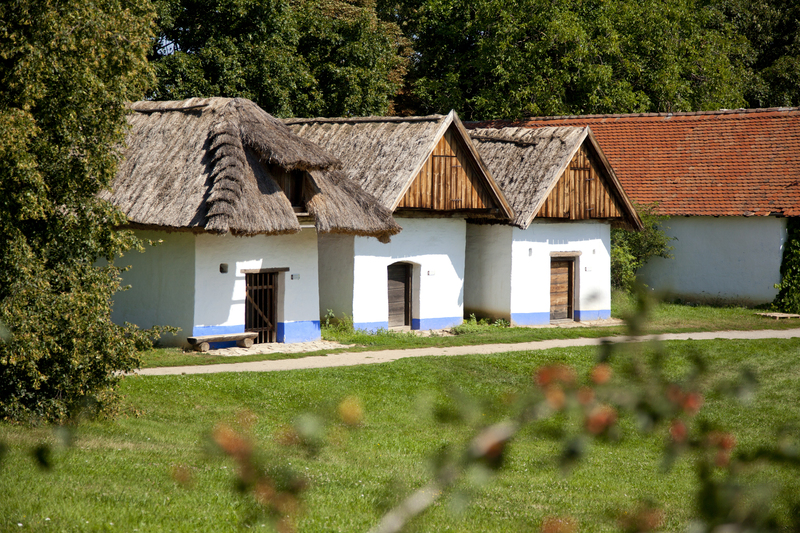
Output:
(150, 0), (408, 117)
(382, 0), (752, 119)
(0, 0), (155, 422)
(721, 0), (800, 107)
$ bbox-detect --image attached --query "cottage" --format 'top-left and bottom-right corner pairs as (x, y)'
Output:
(466, 126), (642, 324)
(101, 97), (398, 347)
(478, 108), (800, 305)
(286, 111), (513, 330)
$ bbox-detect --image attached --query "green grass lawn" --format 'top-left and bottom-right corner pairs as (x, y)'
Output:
(139, 291), (800, 369)
(2, 337), (799, 532)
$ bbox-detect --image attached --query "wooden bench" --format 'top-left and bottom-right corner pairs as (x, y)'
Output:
(187, 332), (259, 352)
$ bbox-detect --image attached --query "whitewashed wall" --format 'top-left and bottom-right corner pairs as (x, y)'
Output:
(349, 217), (466, 331)
(194, 228), (322, 342)
(464, 221), (611, 325)
(464, 224), (512, 320)
(637, 216), (787, 305)
(112, 230), (195, 347)
(317, 233), (355, 320)
(511, 221), (611, 324)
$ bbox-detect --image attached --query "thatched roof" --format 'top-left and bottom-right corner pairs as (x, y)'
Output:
(285, 111), (513, 218)
(100, 98), (399, 241)
(469, 126), (642, 230)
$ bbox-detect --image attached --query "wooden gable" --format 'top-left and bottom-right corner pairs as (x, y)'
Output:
(396, 126), (498, 212)
(537, 143), (625, 221)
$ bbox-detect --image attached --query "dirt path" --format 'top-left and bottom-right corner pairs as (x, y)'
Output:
(134, 328), (800, 376)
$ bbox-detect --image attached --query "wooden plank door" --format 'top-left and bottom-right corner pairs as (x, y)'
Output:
(550, 260), (574, 321)
(245, 271), (277, 343)
(387, 263), (411, 327)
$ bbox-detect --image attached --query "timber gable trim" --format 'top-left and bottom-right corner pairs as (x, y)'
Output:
(533, 131), (637, 227)
(285, 111), (514, 221)
(468, 125), (642, 231)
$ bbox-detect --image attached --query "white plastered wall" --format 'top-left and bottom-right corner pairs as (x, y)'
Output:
(511, 221), (611, 322)
(637, 216), (787, 305)
(464, 224), (513, 320)
(351, 217), (467, 330)
(111, 230), (196, 346)
(193, 229), (321, 336)
(317, 233), (355, 320)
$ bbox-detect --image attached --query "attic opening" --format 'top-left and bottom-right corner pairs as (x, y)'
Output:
(270, 165), (307, 212)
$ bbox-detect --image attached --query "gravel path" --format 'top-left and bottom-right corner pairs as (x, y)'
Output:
(134, 328), (800, 376)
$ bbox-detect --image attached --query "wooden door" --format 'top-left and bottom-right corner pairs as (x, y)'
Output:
(387, 263), (411, 327)
(550, 260), (574, 321)
(245, 271), (277, 343)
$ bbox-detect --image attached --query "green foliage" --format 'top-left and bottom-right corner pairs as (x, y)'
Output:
(150, 0), (408, 117)
(772, 218), (800, 313)
(0, 0), (156, 422)
(721, 0), (800, 107)
(391, 0), (751, 119)
(451, 314), (510, 335)
(611, 203), (674, 291)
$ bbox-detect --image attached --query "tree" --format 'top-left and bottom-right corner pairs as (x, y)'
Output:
(150, 0), (408, 117)
(0, 0), (156, 422)
(383, 0), (752, 119)
(721, 0), (800, 107)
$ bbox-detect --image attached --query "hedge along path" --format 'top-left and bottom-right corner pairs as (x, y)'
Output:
(135, 328), (800, 376)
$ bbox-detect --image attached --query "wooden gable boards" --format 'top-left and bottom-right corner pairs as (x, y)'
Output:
(537, 133), (628, 223)
(468, 126), (642, 230)
(286, 111), (513, 220)
(389, 111), (513, 219)
(397, 122), (501, 213)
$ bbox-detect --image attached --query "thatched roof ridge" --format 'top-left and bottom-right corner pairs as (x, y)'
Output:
(469, 126), (586, 228)
(285, 115), (445, 125)
(286, 111), (513, 220)
(469, 126), (642, 230)
(101, 97), (399, 239)
(286, 114), (449, 207)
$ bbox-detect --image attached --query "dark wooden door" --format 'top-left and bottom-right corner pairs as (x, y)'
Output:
(387, 263), (411, 327)
(245, 271), (277, 343)
(550, 260), (574, 320)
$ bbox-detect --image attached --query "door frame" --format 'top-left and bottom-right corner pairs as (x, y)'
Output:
(549, 252), (580, 322)
(242, 267), (288, 343)
(387, 262), (412, 328)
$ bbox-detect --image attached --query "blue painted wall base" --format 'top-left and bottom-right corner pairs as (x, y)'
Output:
(411, 317), (462, 330)
(277, 321), (321, 343)
(193, 321), (321, 347)
(353, 321), (389, 333)
(510, 312), (551, 326)
(574, 309), (611, 321)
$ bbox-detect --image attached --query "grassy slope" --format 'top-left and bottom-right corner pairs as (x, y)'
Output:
(2, 337), (799, 532)
(139, 293), (800, 369)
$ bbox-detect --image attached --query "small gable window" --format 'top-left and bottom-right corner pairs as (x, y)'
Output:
(271, 165), (306, 211)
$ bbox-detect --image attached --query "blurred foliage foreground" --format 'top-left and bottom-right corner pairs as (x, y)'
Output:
(211, 292), (800, 532)
(3, 290), (800, 532)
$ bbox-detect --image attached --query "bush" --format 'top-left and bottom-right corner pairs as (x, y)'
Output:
(611, 202), (674, 291)
(773, 218), (800, 313)
(451, 314), (510, 335)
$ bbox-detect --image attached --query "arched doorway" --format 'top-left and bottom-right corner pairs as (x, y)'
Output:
(387, 262), (412, 328)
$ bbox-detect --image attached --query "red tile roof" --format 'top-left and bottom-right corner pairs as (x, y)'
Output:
(469, 108), (800, 217)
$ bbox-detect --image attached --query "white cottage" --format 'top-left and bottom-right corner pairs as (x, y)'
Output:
(101, 98), (399, 347)
(286, 112), (513, 331)
(492, 108), (800, 305)
(465, 126), (642, 324)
